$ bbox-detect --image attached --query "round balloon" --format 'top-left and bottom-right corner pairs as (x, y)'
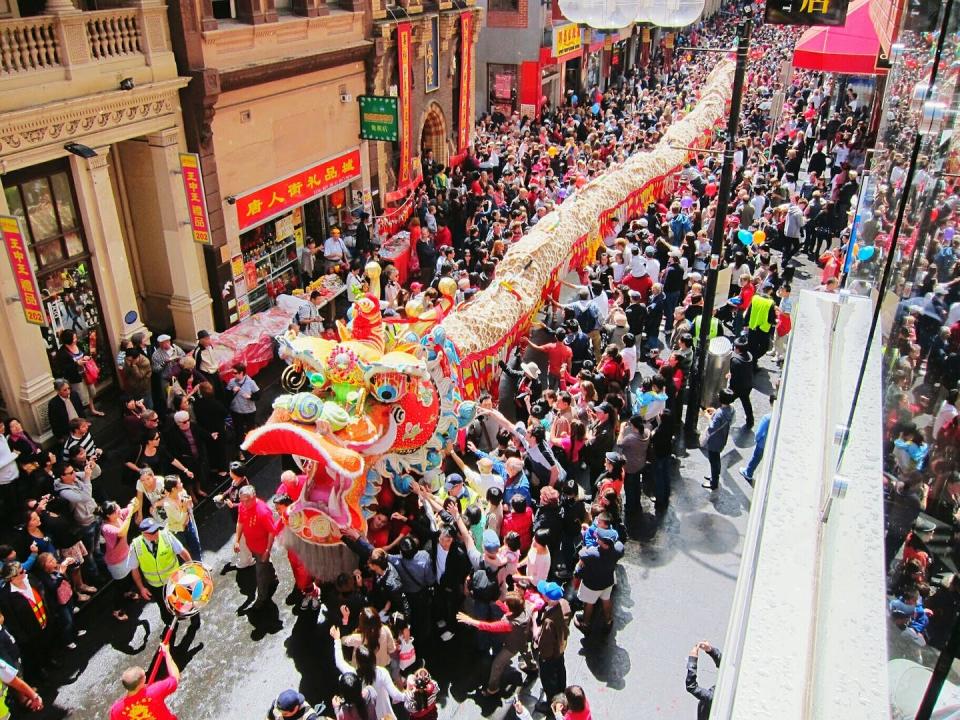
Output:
(738, 229), (753, 246)
(164, 562), (214, 617)
(547, 146), (558, 158)
(857, 245), (876, 262)
(680, 196), (694, 209)
(590, 103), (601, 115)
(945, 226), (956, 242)
(753, 230), (766, 245)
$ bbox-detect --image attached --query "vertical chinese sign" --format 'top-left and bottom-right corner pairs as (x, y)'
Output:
(179, 153), (211, 244)
(458, 12), (474, 153)
(397, 22), (413, 187)
(426, 15), (440, 93)
(0, 216), (44, 325)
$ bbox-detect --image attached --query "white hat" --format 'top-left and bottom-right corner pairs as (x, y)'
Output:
(521, 361), (541, 379)
(157, 334), (171, 343)
(173, 410), (190, 424)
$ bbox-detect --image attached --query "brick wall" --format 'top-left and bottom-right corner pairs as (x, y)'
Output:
(486, 0), (527, 28)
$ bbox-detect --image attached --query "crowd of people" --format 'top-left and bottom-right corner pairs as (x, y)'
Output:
(0, 1), (892, 718)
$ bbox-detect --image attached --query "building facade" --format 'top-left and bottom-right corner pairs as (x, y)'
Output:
(0, 0), (212, 435)
(167, 0), (374, 328)
(367, 0), (481, 204)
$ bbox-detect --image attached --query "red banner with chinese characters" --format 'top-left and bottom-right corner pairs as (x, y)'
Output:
(397, 22), (413, 187)
(179, 153), (211, 244)
(0, 216), (44, 325)
(236, 148), (362, 231)
(458, 12), (473, 153)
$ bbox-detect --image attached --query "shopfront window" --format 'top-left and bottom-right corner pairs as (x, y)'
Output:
(3, 162), (108, 384)
(488, 63), (517, 116)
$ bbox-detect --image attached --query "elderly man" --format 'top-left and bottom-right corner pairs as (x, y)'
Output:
(151, 334), (184, 376)
(234, 486), (278, 610)
(47, 379), (85, 442)
(129, 518), (192, 627)
(110, 641), (180, 720)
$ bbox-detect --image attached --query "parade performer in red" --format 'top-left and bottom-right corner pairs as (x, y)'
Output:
(110, 642), (180, 720)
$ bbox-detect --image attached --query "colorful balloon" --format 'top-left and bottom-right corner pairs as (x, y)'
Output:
(753, 230), (766, 245)
(164, 562), (214, 617)
(737, 229), (753, 246)
(590, 103), (601, 115)
(681, 196), (694, 209)
(945, 226), (956, 242)
(857, 245), (876, 262)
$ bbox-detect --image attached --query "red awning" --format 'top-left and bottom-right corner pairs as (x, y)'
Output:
(792, 0), (888, 76)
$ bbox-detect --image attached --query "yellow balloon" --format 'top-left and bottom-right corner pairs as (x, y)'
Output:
(438, 276), (457, 298)
(753, 230), (766, 245)
(547, 146), (558, 158)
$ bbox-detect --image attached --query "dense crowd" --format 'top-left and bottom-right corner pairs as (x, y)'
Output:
(0, 2), (888, 718)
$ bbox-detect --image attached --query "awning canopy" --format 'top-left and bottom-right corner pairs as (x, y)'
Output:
(792, 0), (888, 76)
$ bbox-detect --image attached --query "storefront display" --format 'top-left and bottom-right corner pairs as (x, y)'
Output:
(238, 205), (303, 315)
(4, 163), (109, 387)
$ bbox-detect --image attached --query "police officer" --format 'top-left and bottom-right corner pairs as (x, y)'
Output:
(129, 518), (193, 626)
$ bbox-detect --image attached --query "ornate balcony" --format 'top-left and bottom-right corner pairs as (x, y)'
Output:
(0, 2), (178, 113)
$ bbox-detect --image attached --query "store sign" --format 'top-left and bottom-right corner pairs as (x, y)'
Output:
(765, 0), (849, 26)
(358, 95), (400, 142)
(179, 153), (211, 244)
(552, 23), (581, 59)
(235, 148), (362, 231)
(425, 15), (440, 93)
(0, 216), (44, 325)
(397, 22), (414, 186)
(458, 12), (474, 152)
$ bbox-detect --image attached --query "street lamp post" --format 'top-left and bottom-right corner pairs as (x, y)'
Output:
(683, 19), (751, 443)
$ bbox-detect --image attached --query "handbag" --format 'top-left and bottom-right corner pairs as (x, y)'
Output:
(56, 576), (73, 605)
(82, 358), (100, 385)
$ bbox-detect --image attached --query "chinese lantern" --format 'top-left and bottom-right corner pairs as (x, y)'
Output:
(330, 190), (346, 209)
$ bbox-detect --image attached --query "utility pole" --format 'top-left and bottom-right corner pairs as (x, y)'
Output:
(683, 19), (752, 443)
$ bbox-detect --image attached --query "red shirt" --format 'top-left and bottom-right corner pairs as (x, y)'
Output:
(540, 341), (573, 378)
(621, 273), (653, 302)
(110, 677), (178, 720)
(501, 507), (533, 554)
(434, 226), (453, 249)
(238, 498), (277, 555)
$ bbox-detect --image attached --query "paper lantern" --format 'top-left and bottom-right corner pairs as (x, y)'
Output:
(330, 189), (346, 209)
(164, 562), (214, 618)
(559, 0), (644, 28)
(645, 0), (705, 27)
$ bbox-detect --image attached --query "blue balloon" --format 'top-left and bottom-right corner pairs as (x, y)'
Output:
(857, 245), (876, 261)
(737, 229), (753, 246)
(591, 103), (601, 115)
(571, 94), (579, 106)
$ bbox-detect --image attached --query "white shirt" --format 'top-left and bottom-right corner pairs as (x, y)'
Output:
(0, 437), (17, 486)
(435, 545), (448, 580)
(934, 402), (958, 439)
(323, 236), (348, 262)
(645, 257), (661, 281)
(621, 345), (637, 382)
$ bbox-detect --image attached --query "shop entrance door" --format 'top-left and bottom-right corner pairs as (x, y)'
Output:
(420, 103), (449, 168)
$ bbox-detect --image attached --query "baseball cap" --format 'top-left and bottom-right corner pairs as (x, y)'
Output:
(596, 401), (613, 415)
(173, 410), (190, 424)
(157, 334), (171, 343)
(537, 580), (564, 601)
(597, 527), (619, 543)
(482, 529), (501, 551)
(444, 473), (464, 490)
(197, 329), (210, 340)
(276, 690), (305, 712)
(605, 451), (624, 464)
(139, 518), (163, 533)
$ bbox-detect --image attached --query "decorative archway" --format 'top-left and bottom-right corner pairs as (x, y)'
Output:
(419, 102), (449, 169)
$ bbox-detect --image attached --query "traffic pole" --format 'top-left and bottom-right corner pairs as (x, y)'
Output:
(683, 19), (752, 444)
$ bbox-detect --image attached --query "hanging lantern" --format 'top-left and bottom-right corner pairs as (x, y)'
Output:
(330, 189), (346, 208)
(558, 0), (590, 23)
(645, 0), (705, 27)
(634, 0), (652, 23)
(559, 0), (645, 28)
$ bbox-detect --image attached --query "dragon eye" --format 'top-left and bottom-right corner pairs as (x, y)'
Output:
(374, 384), (398, 402)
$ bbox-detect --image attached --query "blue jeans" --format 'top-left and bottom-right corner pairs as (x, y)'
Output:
(175, 521), (202, 561)
(745, 443), (765, 480)
(80, 522), (103, 581)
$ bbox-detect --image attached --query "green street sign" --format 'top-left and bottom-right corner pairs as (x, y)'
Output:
(358, 95), (400, 143)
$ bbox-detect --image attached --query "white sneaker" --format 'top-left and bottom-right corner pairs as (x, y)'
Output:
(76, 629), (87, 637)
(66, 642), (77, 650)
(440, 630), (454, 642)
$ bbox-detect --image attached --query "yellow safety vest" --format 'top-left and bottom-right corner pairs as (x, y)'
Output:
(132, 532), (179, 588)
(0, 682), (8, 719)
(748, 296), (774, 333)
(692, 315), (719, 344)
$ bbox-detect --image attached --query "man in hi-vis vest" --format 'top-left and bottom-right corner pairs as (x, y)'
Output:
(130, 518), (193, 627)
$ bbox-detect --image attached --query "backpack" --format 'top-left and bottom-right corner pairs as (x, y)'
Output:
(469, 562), (501, 602)
(575, 303), (599, 334)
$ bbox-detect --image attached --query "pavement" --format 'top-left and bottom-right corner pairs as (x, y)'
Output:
(17, 260), (826, 719)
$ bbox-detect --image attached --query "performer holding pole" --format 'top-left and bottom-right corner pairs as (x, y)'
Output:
(110, 641), (181, 720)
